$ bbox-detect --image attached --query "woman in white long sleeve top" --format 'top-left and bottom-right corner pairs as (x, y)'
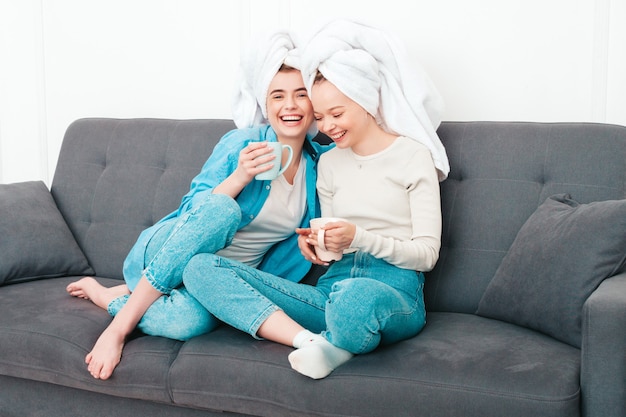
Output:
(184, 18), (448, 380)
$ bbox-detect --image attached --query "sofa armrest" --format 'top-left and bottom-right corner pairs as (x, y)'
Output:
(581, 272), (626, 417)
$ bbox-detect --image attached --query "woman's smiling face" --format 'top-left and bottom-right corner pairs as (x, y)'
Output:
(311, 79), (370, 149)
(266, 69), (313, 142)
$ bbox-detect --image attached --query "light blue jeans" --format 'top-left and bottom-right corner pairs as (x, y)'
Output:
(183, 251), (426, 354)
(108, 193), (240, 341)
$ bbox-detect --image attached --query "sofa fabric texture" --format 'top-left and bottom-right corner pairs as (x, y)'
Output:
(0, 180), (93, 285)
(1, 118), (625, 417)
(477, 193), (626, 347)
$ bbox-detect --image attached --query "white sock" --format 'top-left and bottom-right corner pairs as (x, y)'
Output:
(289, 331), (353, 379)
(292, 330), (317, 348)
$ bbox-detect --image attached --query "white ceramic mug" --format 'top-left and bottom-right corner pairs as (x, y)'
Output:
(254, 142), (293, 180)
(309, 217), (345, 262)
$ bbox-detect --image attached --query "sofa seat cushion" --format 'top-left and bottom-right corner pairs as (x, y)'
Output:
(169, 313), (580, 417)
(0, 277), (181, 404)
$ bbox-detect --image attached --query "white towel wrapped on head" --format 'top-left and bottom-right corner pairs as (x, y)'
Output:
(300, 19), (449, 181)
(231, 30), (301, 129)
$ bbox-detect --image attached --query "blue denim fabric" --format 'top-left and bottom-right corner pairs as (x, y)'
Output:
(183, 251), (426, 354)
(123, 126), (330, 283)
(112, 126), (331, 341)
(140, 193), (240, 292)
(108, 287), (218, 341)
(108, 193), (240, 340)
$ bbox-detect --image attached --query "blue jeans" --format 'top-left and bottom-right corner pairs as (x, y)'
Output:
(183, 251), (426, 354)
(108, 193), (240, 341)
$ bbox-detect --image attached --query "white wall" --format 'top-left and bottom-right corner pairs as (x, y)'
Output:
(1, 0), (625, 185)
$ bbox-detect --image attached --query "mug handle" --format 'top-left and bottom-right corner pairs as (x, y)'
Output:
(275, 145), (293, 176)
(317, 228), (328, 251)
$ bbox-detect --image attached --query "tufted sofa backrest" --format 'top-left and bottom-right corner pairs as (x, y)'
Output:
(426, 122), (626, 313)
(51, 118), (236, 279)
(51, 119), (626, 313)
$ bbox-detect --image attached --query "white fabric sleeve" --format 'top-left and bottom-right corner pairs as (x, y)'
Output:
(350, 148), (441, 271)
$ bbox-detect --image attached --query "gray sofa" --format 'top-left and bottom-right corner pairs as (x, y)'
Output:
(1, 118), (625, 417)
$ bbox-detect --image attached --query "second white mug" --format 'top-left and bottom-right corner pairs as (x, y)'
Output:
(309, 217), (346, 262)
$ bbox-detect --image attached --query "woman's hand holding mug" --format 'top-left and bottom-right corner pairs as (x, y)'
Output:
(306, 218), (354, 263)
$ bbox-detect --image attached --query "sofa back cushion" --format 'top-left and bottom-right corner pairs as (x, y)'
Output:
(426, 122), (626, 313)
(476, 193), (626, 347)
(51, 118), (626, 308)
(51, 118), (236, 279)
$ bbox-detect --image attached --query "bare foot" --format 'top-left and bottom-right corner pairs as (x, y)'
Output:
(80, 276), (162, 380)
(66, 277), (130, 310)
(85, 325), (125, 380)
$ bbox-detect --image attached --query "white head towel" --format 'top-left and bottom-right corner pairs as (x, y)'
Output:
(231, 30), (302, 129)
(300, 19), (449, 180)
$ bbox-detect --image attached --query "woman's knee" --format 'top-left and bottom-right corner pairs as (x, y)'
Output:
(193, 193), (241, 228)
(329, 278), (389, 308)
(325, 278), (415, 353)
(174, 194), (242, 255)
